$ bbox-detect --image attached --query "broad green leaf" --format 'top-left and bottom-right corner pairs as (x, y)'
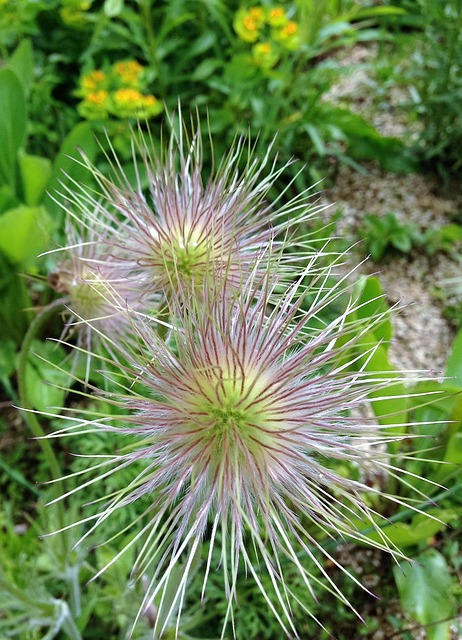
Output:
(0, 184), (19, 214)
(410, 380), (462, 416)
(391, 231), (412, 253)
(440, 432), (462, 478)
(446, 328), (462, 387)
(394, 550), (456, 640)
(0, 205), (50, 264)
(190, 59), (223, 81)
(448, 393), (462, 427)
(43, 122), (98, 225)
(0, 69), (26, 189)
(0, 253), (31, 343)
(24, 340), (71, 414)
(18, 151), (52, 206)
(6, 39), (34, 97)
(355, 335), (409, 450)
(323, 108), (419, 173)
(0, 338), (16, 379)
(353, 276), (393, 345)
(432, 437), (462, 498)
(361, 510), (455, 548)
(187, 32), (216, 58)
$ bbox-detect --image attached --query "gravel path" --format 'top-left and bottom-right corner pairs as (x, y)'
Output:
(321, 41), (461, 373)
(325, 163), (459, 373)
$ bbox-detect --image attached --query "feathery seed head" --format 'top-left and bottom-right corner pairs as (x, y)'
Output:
(56, 112), (325, 302)
(49, 256), (433, 638)
(47, 218), (159, 379)
(43, 110), (437, 639)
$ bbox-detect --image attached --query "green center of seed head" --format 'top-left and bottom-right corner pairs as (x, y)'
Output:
(197, 369), (275, 452)
(159, 226), (209, 282)
(72, 270), (109, 318)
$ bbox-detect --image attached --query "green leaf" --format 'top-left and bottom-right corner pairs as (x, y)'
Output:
(190, 59), (223, 81)
(446, 328), (462, 387)
(352, 6), (406, 19)
(0, 205), (50, 264)
(43, 122), (98, 225)
(18, 151), (52, 206)
(0, 454), (39, 495)
(391, 231), (413, 253)
(357, 337), (409, 431)
(0, 339), (16, 380)
(187, 32), (216, 58)
(0, 69), (26, 189)
(324, 108), (419, 173)
(0, 253), (31, 343)
(394, 550), (456, 640)
(368, 238), (387, 261)
(0, 184), (19, 214)
(24, 340), (71, 414)
(305, 124), (326, 155)
(353, 276), (393, 345)
(104, 0), (124, 17)
(6, 39), (34, 97)
(445, 432), (462, 464)
(362, 510), (454, 548)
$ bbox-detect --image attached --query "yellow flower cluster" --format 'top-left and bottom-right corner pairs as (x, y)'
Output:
(77, 60), (163, 121)
(233, 5), (299, 69)
(113, 60), (144, 87)
(60, 0), (92, 27)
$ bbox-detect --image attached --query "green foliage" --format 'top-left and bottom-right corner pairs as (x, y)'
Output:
(1, 2), (462, 638)
(0, 41), (98, 348)
(358, 212), (462, 261)
(24, 340), (72, 414)
(446, 327), (462, 386)
(0, 68), (26, 191)
(358, 212), (424, 261)
(407, 0), (462, 176)
(394, 550), (457, 640)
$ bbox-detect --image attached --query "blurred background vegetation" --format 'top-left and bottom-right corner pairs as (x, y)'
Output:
(0, 1), (461, 638)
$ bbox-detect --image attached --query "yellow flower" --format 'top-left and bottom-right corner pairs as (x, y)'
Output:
(112, 89), (162, 118)
(267, 7), (287, 27)
(81, 70), (106, 92)
(86, 90), (109, 105)
(252, 42), (279, 69)
(78, 90), (109, 120)
(60, 0), (91, 26)
(273, 20), (300, 50)
(114, 60), (143, 76)
(234, 7), (264, 43)
(248, 7), (264, 22)
(140, 94), (156, 107)
(113, 88), (144, 107)
(282, 21), (298, 37)
(113, 60), (144, 87)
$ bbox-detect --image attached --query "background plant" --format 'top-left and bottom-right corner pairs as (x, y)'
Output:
(1, 0), (462, 637)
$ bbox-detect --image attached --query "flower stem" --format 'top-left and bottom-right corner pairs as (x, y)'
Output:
(17, 297), (82, 623)
(17, 298), (65, 482)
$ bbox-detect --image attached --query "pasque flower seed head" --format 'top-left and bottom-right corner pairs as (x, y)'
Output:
(49, 252), (433, 638)
(54, 111), (327, 303)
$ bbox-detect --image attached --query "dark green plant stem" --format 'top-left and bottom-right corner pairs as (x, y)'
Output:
(291, 480), (462, 564)
(17, 297), (65, 482)
(17, 297), (82, 622)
